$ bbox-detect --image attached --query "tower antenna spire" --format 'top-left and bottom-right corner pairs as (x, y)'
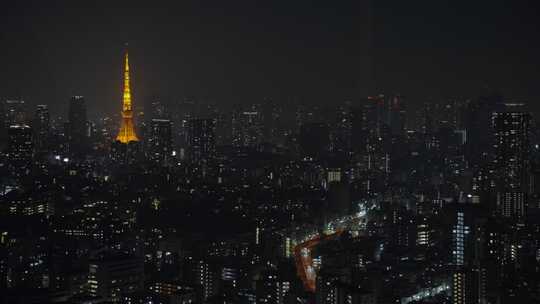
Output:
(115, 46), (139, 143)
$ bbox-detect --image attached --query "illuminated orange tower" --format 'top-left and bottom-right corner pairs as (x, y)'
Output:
(116, 49), (139, 143)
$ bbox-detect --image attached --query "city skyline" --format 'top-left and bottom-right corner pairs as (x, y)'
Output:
(1, 2), (540, 304)
(1, 1), (540, 118)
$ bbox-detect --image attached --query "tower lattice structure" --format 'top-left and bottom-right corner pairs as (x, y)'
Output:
(116, 50), (139, 143)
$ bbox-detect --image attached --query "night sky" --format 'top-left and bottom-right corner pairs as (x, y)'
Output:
(0, 0), (539, 117)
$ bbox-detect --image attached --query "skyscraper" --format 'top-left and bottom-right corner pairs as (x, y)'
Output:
(389, 94), (406, 136)
(193, 260), (218, 302)
(147, 119), (173, 165)
(452, 268), (481, 304)
(187, 118), (215, 166)
(146, 98), (167, 121)
(67, 96), (88, 156)
(116, 49), (139, 144)
(6, 124), (33, 163)
(231, 107), (263, 148)
(87, 255), (144, 301)
(444, 204), (484, 304)
(330, 106), (352, 155)
(33, 105), (50, 153)
(299, 122), (329, 159)
(256, 269), (291, 304)
(3, 99), (27, 127)
(492, 108), (530, 218)
(465, 95), (502, 165)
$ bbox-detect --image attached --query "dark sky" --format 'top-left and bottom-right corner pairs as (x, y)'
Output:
(0, 0), (539, 118)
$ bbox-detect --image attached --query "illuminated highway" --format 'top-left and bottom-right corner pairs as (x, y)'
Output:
(294, 235), (320, 292)
(292, 209), (367, 292)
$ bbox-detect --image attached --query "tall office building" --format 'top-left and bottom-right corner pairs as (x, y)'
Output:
(0, 102), (4, 145)
(6, 125), (33, 163)
(146, 98), (167, 121)
(350, 105), (369, 153)
(492, 109), (530, 218)
(452, 268), (481, 304)
(256, 270), (291, 304)
(67, 96), (88, 156)
(445, 204), (484, 304)
(465, 95), (502, 165)
(331, 106), (352, 154)
(299, 122), (330, 159)
(389, 95), (406, 136)
(443, 204), (481, 267)
(315, 268), (375, 304)
(87, 255), (144, 301)
(232, 107), (263, 148)
(187, 118), (216, 165)
(33, 105), (50, 153)
(350, 96), (385, 154)
(261, 98), (280, 144)
(147, 119), (173, 164)
(193, 260), (218, 302)
(3, 99), (27, 127)
(452, 210), (470, 266)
